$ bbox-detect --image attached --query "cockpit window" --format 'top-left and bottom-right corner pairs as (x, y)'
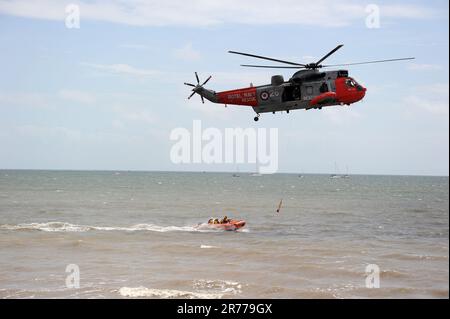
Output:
(345, 78), (358, 88)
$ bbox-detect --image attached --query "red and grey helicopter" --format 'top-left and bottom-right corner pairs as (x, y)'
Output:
(184, 44), (414, 121)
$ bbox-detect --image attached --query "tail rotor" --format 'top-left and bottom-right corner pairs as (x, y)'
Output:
(184, 72), (212, 104)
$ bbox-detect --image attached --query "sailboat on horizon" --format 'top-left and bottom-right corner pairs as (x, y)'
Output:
(330, 162), (343, 179)
(343, 165), (350, 178)
(250, 157), (262, 176)
(232, 165), (240, 177)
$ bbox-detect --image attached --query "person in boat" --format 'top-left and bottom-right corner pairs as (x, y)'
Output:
(207, 218), (213, 224)
(213, 218), (220, 224)
(221, 216), (229, 224)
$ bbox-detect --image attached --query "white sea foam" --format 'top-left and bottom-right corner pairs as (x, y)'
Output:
(0, 222), (203, 233)
(118, 287), (224, 299)
(194, 223), (224, 232)
(0, 222), (91, 232)
(200, 245), (218, 249)
(118, 279), (242, 299)
(193, 279), (242, 295)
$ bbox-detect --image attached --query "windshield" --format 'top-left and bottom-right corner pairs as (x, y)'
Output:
(345, 78), (358, 88)
(345, 78), (363, 91)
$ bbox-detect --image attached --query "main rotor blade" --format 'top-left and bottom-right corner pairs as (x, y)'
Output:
(195, 72), (200, 84)
(241, 64), (304, 69)
(201, 75), (212, 86)
(229, 50), (306, 67)
(315, 44), (344, 65)
(322, 57), (415, 67)
(184, 82), (196, 87)
(188, 91), (196, 99)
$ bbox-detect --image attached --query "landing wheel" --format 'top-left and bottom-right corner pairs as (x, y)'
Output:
(254, 116), (259, 122)
(286, 110), (290, 114)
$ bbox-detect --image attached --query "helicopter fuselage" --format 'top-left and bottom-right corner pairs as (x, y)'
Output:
(185, 45), (412, 121)
(200, 69), (366, 117)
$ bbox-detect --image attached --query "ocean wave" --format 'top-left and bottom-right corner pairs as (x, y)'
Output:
(193, 279), (242, 295)
(0, 222), (220, 233)
(119, 279), (242, 299)
(312, 283), (362, 299)
(118, 287), (224, 299)
(0, 222), (91, 232)
(380, 269), (410, 279)
(382, 253), (449, 261)
(200, 245), (218, 249)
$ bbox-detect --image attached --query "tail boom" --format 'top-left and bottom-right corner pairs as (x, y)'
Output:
(216, 87), (258, 106)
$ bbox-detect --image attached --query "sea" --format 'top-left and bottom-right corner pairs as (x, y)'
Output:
(0, 170), (448, 299)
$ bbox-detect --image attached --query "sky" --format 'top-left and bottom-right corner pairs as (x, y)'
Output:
(0, 0), (448, 175)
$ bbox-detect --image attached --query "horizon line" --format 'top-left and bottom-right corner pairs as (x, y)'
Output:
(0, 168), (448, 178)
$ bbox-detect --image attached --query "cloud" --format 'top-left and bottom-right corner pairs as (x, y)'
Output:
(404, 83), (449, 116)
(172, 43), (201, 62)
(0, 92), (54, 109)
(119, 43), (151, 50)
(112, 105), (158, 125)
(16, 125), (82, 141)
(0, 0), (438, 28)
(407, 63), (443, 71)
(423, 83), (449, 95)
(321, 106), (363, 125)
(405, 96), (448, 116)
(59, 89), (96, 104)
(208, 71), (273, 88)
(81, 62), (159, 77)
(380, 4), (436, 19)
(0, 90), (96, 109)
(184, 98), (233, 119)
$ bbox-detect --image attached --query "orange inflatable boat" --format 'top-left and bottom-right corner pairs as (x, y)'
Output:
(208, 219), (246, 231)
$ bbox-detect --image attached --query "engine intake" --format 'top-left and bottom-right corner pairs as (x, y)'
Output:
(271, 75), (284, 86)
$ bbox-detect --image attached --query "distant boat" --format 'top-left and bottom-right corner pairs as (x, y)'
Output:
(343, 165), (350, 178)
(232, 166), (240, 177)
(250, 158), (262, 176)
(330, 162), (344, 179)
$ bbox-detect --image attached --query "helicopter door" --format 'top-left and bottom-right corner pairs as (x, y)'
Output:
(282, 85), (301, 102)
(303, 85), (314, 101)
(292, 85), (301, 100)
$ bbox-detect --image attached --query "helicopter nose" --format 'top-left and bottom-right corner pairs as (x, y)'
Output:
(356, 86), (366, 101)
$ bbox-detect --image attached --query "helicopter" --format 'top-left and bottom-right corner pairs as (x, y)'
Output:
(184, 44), (414, 121)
